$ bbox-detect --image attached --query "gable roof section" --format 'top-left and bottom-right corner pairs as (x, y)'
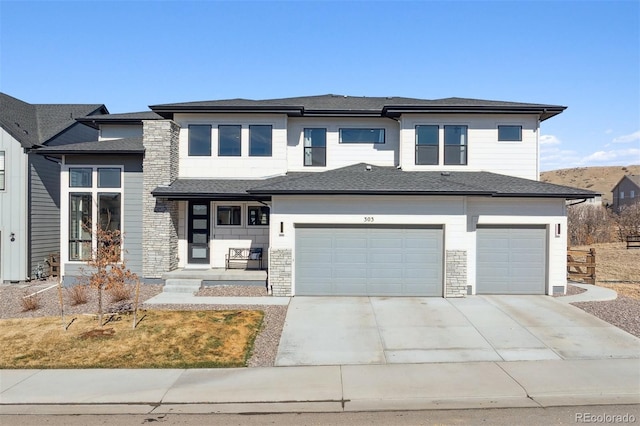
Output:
(0, 93), (106, 149)
(76, 111), (163, 129)
(150, 94), (565, 121)
(34, 137), (144, 156)
(612, 175), (640, 191)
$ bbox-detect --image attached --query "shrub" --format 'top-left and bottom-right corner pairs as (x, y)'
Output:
(108, 283), (131, 303)
(21, 293), (40, 312)
(68, 284), (88, 306)
(567, 204), (615, 246)
(614, 201), (640, 241)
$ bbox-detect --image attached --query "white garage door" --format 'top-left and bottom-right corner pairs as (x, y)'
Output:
(295, 226), (443, 296)
(476, 226), (547, 294)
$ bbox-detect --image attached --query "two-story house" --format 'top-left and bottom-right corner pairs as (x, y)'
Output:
(37, 95), (596, 296)
(0, 93), (106, 282)
(612, 175), (640, 212)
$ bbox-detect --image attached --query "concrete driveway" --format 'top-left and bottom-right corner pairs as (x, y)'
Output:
(275, 296), (640, 366)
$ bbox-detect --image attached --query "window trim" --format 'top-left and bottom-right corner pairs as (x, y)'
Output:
(498, 125), (523, 142)
(218, 125), (242, 157)
(69, 167), (93, 188)
(303, 128), (327, 167)
(339, 128), (385, 144)
(188, 124), (212, 156)
(249, 125), (273, 157)
(415, 125), (440, 165)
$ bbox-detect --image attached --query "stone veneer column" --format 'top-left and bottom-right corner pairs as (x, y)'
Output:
(269, 249), (292, 296)
(445, 250), (467, 297)
(142, 120), (180, 279)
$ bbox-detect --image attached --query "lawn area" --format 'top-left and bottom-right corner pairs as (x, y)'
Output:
(0, 310), (264, 369)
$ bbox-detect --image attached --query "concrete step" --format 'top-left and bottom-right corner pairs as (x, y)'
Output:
(163, 279), (202, 294)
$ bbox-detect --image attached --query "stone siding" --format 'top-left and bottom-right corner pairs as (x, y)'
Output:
(269, 249), (292, 296)
(445, 250), (467, 298)
(142, 120), (180, 278)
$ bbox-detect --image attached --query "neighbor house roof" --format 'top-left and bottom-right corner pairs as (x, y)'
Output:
(34, 137), (144, 156)
(75, 111), (163, 129)
(150, 94), (565, 121)
(152, 163), (598, 200)
(612, 175), (640, 191)
(0, 93), (107, 149)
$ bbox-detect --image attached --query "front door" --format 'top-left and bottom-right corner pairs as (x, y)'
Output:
(188, 202), (210, 264)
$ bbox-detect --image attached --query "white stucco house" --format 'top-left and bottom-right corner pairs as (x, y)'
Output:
(37, 94), (597, 296)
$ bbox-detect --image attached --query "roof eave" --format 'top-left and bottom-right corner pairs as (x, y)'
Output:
(384, 105), (566, 121)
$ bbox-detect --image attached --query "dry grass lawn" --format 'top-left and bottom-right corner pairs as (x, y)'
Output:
(0, 310), (263, 369)
(571, 242), (640, 299)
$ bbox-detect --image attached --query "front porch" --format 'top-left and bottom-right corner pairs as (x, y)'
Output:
(162, 268), (268, 287)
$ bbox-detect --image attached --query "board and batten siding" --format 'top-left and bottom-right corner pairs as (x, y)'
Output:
(61, 155), (143, 283)
(0, 128), (28, 282)
(399, 114), (540, 180)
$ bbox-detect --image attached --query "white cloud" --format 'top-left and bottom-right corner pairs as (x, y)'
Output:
(579, 148), (640, 165)
(605, 129), (613, 134)
(539, 134), (561, 145)
(612, 130), (640, 144)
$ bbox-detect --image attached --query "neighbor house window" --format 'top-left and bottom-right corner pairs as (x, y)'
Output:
(219, 125), (241, 156)
(67, 167), (122, 261)
(249, 125), (272, 156)
(415, 125), (439, 165)
(444, 125), (467, 165)
(0, 151), (5, 190)
(498, 125), (522, 141)
(631, 190), (635, 199)
(188, 125), (211, 156)
(339, 128), (385, 144)
(217, 206), (242, 225)
(248, 206), (270, 226)
(620, 192), (625, 199)
(303, 128), (326, 166)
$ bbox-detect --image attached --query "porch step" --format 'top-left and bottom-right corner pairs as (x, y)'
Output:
(163, 279), (202, 294)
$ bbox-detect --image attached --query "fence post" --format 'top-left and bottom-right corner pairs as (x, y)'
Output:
(585, 248), (596, 285)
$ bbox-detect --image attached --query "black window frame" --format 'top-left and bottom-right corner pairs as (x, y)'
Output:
(415, 125), (439, 165)
(339, 128), (385, 144)
(216, 205), (242, 226)
(498, 125), (522, 142)
(303, 128), (327, 167)
(247, 205), (270, 226)
(218, 125), (242, 157)
(444, 125), (468, 166)
(188, 124), (212, 156)
(249, 125), (272, 157)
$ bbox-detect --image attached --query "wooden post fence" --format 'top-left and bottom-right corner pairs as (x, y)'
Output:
(567, 247), (596, 285)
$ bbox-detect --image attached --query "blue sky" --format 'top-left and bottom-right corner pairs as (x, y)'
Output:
(1, 0), (638, 171)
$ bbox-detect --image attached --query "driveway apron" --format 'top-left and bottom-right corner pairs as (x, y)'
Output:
(275, 296), (640, 367)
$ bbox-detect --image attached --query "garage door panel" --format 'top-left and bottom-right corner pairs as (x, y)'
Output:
(477, 226), (546, 295)
(296, 226), (443, 296)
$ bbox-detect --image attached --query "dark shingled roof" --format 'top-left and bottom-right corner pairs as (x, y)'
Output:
(34, 137), (144, 155)
(0, 93), (106, 148)
(152, 164), (598, 200)
(76, 111), (163, 128)
(150, 94), (565, 121)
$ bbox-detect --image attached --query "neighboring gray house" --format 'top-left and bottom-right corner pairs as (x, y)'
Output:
(612, 175), (640, 212)
(0, 93), (106, 282)
(37, 95), (598, 297)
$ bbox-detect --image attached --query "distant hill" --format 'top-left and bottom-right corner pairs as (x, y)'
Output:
(540, 165), (640, 205)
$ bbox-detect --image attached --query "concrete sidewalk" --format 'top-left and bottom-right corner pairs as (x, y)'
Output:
(1, 359), (638, 414)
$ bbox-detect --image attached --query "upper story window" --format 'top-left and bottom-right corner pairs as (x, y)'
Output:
(0, 151), (4, 190)
(498, 125), (522, 141)
(620, 191), (625, 199)
(304, 128), (327, 167)
(631, 190), (636, 199)
(219, 125), (241, 157)
(248, 205), (270, 226)
(249, 125), (272, 156)
(339, 128), (385, 144)
(415, 125), (439, 165)
(188, 125), (212, 156)
(444, 125), (467, 165)
(69, 168), (92, 187)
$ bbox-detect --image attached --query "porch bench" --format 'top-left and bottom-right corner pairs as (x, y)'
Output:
(225, 248), (263, 270)
(626, 235), (640, 249)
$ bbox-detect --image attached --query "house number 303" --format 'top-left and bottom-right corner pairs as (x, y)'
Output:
(364, 217), (374, 222)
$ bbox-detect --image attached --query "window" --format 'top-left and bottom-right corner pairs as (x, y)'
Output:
(188, 125), (211, 156)
(69, 193), (92, 260)
(339, 128), (385, 144)
(444, 125), (467, 165)
(219, 125), (241, 156)
(304, 128), (327, 166)
(620, 191), (625, 199)
(70, 168), (92, 187)
(217, 205), (242, 225)
(631, 190), (635, 199)
(0, 151), (5, 190)
(249, 125), (272, 156)
(66, 167), (122, 261)
(248, 206), (270, 226)
(498, 125), (522, 141)
(415, 125), (439, 165)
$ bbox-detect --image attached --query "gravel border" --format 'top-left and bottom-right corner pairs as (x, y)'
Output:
(571, 296), (640, 338)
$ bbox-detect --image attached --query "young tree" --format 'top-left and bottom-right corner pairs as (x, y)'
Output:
(615, 201), (640, 241)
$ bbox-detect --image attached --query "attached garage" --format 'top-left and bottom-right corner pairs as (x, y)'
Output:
(476, 225), (547, 294)
(295, 225), (443, 296)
